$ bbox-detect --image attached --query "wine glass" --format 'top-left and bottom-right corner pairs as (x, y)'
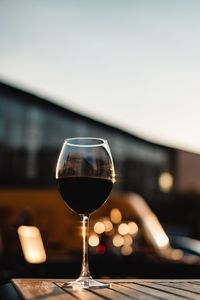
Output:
(56, 137), (115, 289)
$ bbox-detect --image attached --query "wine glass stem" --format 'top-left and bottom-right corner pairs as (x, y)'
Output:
(80, 214), (91, 279)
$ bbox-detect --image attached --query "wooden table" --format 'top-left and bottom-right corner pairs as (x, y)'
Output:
(8, 279), (200, 299)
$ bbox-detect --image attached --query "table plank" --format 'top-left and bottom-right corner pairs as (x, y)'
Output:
(121, 282), (184, 300)
(110, 283), (161, 300)
(88, 286), (132, 300)
(12, 280), (76, 300)
(140, 282), (200, 299)
(156, 282), (200, 294)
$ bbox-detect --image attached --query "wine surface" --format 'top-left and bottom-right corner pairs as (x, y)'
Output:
(57, 176), (113, 214)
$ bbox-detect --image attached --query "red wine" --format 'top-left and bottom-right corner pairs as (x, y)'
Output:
(57, 177), (113, 214)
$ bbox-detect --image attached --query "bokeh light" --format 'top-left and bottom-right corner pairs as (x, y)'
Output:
(17, 226), (46, 264)
(94, 222), (105, 234)
(113, 234), (124, 247)
(156, 233), (169, 248)
(158, 172), (173, 193)
(128, 222), (138, 235)
(121, 245), (133, 256)
(118, 223), (129, 235)
(110, 208), (122, 224)
(103, 218), (113, 232)
(89, 234), (100, 247)
(123, 234), (133, 246)
(96, 244), (106, 254)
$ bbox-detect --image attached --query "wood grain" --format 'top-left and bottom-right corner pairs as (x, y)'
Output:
(12, 279), (200, 300)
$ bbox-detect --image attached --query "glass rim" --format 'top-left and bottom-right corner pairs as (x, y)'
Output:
(64, 137), (108, 147)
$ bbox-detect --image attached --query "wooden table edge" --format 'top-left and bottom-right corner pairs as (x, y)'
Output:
(12, 278), (200, 283)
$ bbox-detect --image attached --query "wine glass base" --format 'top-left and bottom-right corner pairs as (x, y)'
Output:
(58, 277), (109, 289)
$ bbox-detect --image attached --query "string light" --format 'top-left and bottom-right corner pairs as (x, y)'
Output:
(128, 222), (138, 235)
(121, 245), (133, 256)
(110, 208), (122, 224)
(94, 222), (105, 234)
(103, 219), (113, 232)
(123, 234), (133, 246)
(118, 223), (129, 235)
(89, 234), (100, 247)
(113, 234), (124, 247)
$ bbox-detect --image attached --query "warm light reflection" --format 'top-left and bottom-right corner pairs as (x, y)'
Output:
(113, 234), (124, 247)
(156, 234), (170, 248)
(170, 249), (184, 260)
(128, 222), (138, 235)
(118, 223), (129, 235)
(121, 245), (133, 256)
(94, 222), (105, 234)
(89, 234), (100, 247)
(102, 219), (113, 232)
(110, 208), (122, 224)
(17, 226), (47, 264)
(158, 172), (173, 193)
(144, 215), (169, 248)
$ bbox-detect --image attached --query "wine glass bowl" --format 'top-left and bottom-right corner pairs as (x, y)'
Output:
(56, 137), (115, 288)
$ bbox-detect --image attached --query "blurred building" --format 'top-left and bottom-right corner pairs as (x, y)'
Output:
(1, 81), (200, 280)
(0, 81), (173, 197)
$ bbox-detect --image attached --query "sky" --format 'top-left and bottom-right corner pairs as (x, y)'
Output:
(1, 1), (200, 153)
